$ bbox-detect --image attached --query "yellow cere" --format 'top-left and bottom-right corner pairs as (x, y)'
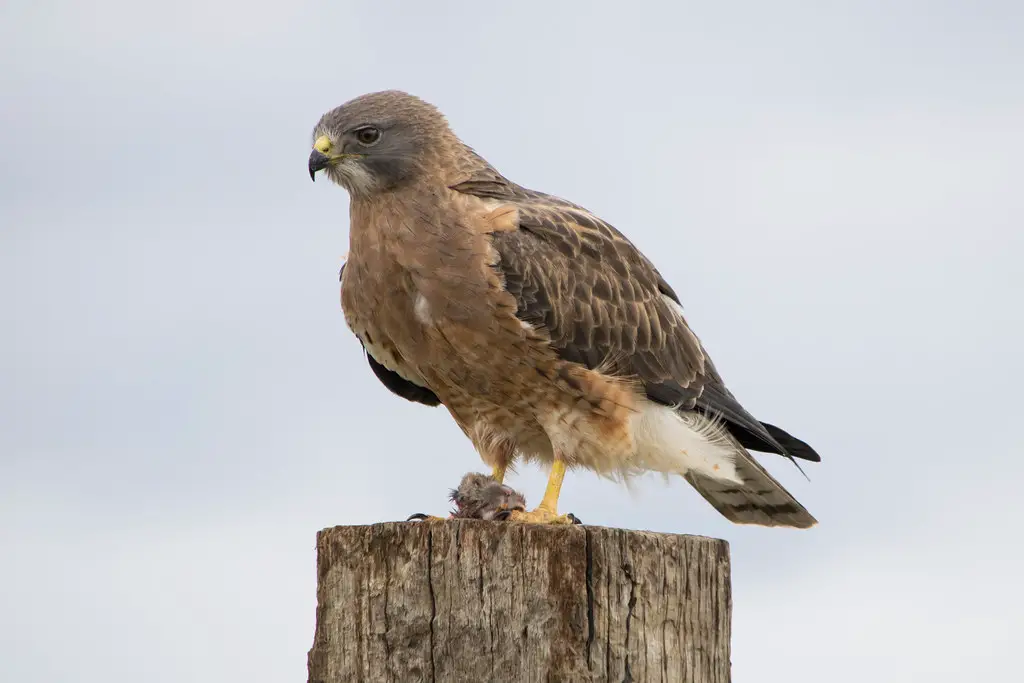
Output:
(313, 135), (333, 154)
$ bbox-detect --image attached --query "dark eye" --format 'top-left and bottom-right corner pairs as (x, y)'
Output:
(354, 126), (381, 146)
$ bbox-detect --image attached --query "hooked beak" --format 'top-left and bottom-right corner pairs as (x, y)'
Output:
(309, 134), (337, 182)
(308, 134), (362, 181)
(308, 149), (331, 181)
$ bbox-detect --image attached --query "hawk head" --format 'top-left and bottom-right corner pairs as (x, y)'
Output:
(308, 90), (452, 196)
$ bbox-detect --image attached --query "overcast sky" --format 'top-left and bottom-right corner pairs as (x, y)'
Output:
(2, 1), (1022, 681)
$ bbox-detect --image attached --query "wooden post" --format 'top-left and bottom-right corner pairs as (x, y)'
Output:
(307, 521), (731, 683)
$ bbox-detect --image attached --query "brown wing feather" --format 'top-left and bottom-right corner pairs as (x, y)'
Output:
(451, 174), (819, 528)
(451, 176), (818, 463)
(486, 200), (707, 400)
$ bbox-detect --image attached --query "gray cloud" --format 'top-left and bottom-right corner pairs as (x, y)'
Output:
(2, 1), (1022, 681)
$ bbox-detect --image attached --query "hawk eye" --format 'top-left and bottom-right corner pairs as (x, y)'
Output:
(354, 126), (381, 145)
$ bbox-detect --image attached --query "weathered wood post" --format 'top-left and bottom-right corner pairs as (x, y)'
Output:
(307, 520), (731, 683)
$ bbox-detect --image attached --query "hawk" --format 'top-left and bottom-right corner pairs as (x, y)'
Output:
(309, 91), (820, 528)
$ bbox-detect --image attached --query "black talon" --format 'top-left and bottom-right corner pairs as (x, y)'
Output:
(407, 513), (430, 521)
(567, 513), (583, 525)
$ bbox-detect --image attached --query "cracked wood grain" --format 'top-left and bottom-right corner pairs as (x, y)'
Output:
(307, 521), (731, 683)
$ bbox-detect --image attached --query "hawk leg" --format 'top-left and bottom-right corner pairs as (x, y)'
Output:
(510, 459), (575, 525)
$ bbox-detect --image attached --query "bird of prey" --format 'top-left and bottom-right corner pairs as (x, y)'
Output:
(310, 90), (821, 528)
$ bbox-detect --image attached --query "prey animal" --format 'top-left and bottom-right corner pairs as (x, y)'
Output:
(310, 90), (821, 528)
(405, 472), (528, 522)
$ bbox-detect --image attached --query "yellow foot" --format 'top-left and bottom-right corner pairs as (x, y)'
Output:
(406, 513), (450, 522)
(509, 507), (576, 525)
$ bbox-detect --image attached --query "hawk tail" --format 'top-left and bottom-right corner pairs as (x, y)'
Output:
(685, 445), (818, 529)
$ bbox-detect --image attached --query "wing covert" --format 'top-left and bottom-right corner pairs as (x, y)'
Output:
(454, 178), (808, 460)
(478, 192), (708, 406)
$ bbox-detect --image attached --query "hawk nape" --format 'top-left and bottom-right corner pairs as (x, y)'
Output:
(312, 91), (821, 528)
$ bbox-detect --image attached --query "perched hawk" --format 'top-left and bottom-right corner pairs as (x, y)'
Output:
(310, 91), (820, 528)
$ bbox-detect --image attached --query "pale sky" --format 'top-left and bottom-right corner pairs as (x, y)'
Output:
(2, 1), (1022, 681)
